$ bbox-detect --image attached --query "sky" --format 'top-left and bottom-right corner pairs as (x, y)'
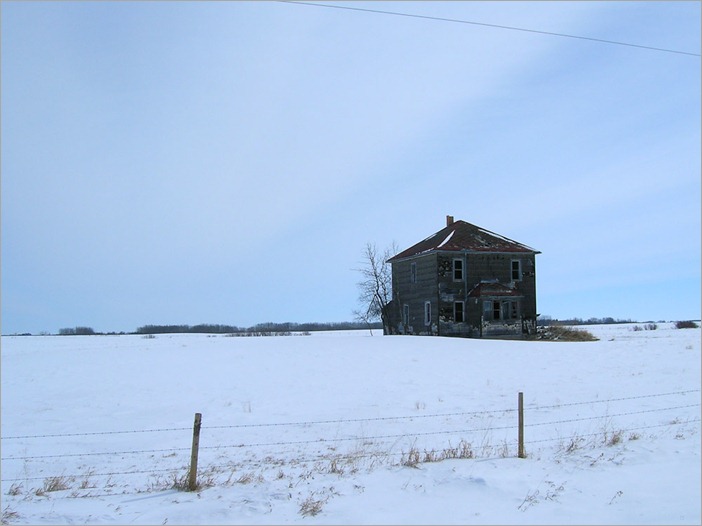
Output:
(1, 1), (700, 334)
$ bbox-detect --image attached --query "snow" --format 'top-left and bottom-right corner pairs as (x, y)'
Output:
(476, 227), (538, 252)
(1, 323), (700, 525)
(436, 230), (455, 248)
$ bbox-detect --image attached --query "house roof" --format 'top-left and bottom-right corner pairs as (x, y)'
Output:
(388, 220), (540, 262)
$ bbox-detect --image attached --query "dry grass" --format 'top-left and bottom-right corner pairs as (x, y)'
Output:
(328, 458), (345, 475)
(1, 506), (20, 525)
(604, 430), (623, 447)
(563, 434), (584, 454)
(453, 439), (475, 459)
(79, 470), (97, 490)
(235, 472), (255, 484)
(35, 476), (72, 496)
(299, 495), (326, 516)
(169, 473), (191, 491)
(536, 326), (599, 341)
(5, 484), (22, 497)
(401, 447), (421, 468)
(147, 470), (211, 492)
(402, 439), (475, 467)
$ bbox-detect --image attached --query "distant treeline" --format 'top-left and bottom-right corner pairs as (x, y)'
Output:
(58, 326), (97, 335)
(51, 322), (382, 336)
(12, 317), (697, 337)
(538, 316), (637, 326)
(134, 321), (383, 335)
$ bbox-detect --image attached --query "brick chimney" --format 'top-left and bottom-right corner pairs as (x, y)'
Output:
(446, 215), (454, 227)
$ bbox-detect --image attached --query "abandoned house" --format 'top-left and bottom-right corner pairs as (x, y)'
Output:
(387, 216), (540, 338)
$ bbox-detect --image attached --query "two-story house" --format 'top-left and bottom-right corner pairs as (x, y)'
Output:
(387, 216), (540, 338)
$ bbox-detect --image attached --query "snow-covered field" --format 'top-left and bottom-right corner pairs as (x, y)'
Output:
(1, 323), (700, 525)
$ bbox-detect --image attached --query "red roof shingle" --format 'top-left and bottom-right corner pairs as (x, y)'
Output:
(388, 220), (539, 262)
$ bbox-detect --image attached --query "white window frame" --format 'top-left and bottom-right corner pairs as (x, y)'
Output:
(424, 301), (432, 325)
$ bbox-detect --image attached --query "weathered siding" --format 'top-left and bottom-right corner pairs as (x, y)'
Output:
(463, 252), (537, 337)
(467, 253), (512, 284)
(391, 254), (438, 335)
(435, 253), (471, 337)
(391, 250), (537, 338)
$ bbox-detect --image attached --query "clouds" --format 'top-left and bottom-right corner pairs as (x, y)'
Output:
(2, 1), (700, 333)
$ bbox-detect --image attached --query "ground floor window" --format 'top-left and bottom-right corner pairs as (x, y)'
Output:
(424, 301), (432, 325)
(403, 304), (409, 325)
(493, 301), (501, 320)
(509, 301), (518, 319)
(483, 299), (520, 320)
(483, 300), (492, 320)
(454, 301), (464, 322)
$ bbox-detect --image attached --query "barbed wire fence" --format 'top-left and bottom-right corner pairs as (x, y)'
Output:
(1, 389), (699, 499)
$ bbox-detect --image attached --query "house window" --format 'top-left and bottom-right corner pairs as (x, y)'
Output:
(483, 300), (507, 321)
(511, 260), (521, 281)
(424, 301), (432, 325)
(454, 301), (464, 323)
(483, 300), (492, 319)
(453, 259), (463, 281)
(493, 301), (501, 320)
(410, 262), (417, 284)
(403, 304), (409, 326)
(483, 300), (520, 320)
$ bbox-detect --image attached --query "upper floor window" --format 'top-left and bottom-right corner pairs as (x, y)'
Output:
(410, 262), (417, 283)
(511, 260), (521, 281)
(453, 259), (463, 281)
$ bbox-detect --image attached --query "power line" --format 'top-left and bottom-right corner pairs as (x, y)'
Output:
(278, 1), (701, 58)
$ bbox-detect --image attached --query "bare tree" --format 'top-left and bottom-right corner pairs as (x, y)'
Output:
(354, 242), (397, 335)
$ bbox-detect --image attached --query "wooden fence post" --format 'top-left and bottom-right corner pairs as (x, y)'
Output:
(518, 392), (525, 458)
(188, 413), (202, 491)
